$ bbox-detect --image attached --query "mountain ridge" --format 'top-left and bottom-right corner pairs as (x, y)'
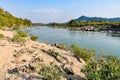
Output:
(76, 16), (120, 22)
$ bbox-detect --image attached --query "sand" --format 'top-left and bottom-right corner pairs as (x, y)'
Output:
(0, 29), (86, 80)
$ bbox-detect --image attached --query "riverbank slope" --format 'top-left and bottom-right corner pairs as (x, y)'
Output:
(0, 29), (86, 80)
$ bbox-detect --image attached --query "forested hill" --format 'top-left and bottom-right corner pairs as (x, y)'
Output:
(76, 16), (120, 22)
(0, 7), (32, 29)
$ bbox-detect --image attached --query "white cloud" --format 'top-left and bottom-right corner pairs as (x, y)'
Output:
(21, 8), (67, 23)
(33, 8), (61, 14)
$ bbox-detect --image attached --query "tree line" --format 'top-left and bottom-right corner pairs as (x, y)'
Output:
(0, 7), (32, 29)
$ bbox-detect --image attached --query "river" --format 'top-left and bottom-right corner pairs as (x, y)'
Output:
(22, 26), (120, 57)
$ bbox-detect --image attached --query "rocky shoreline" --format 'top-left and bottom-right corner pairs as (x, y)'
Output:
(0, 29), (86, 80)
(50, 26), (120, 33)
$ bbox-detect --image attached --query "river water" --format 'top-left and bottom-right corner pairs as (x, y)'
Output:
(22, 26), (120, 57)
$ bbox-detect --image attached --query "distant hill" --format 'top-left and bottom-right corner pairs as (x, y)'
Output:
(0, 7), (32, 29)
(76, 16), (120, 22)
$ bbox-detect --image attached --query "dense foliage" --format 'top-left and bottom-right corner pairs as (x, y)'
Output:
(46, 16), (120, 31)
(70, 45), (95, 62)
(0, 7), (32, 29)
(38, 64), (65, 80)
(30, 35), (39, 41)
(12, 31), (28, 43)
(70, 45), (120, 80)
(0, 34), (4, 39)
(67, 19), (120, 27)
(82, 55), (120, 80)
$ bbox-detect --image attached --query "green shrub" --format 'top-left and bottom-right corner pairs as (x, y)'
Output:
(12, 27), (20, 30)
(17, 31), (28, 37)
(0, 34), (4, 39)
(82, 55), (120, 80)
(70, 45), (95, 61)
(12, 35), (26, 43)
(30, 35), (38, 41)
(39, 64), (66, 80)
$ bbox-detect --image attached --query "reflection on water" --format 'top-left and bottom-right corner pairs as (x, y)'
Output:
(107, 32), (120, 41)
(107, 33), (120, 37)
(22, 26), (120, 57)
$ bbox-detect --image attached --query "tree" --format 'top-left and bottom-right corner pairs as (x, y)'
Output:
(68, 19), (78, 27)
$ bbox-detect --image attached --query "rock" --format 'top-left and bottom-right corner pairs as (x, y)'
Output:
(0, 44), (6, 47)
(28, 64), (35, 71)
(74, 55), (86, 65)
(13, 53), (22, 58)
(66, 75), (84, 80)
(18, 66), (26, 72)
(27, 48), (35, 54)
(60, 76), (67, 80)
(8, 68), (19, 74)
(31, 45), (38, 49)
(74, 55), (81, 62)
(54, 43), (66, 50)
(19, 48), (27, 54)
(63, 67), (74, 75)
(34, 51), (40, 55)
(56, 56), (67, 64)
(22, 59), (27, 62)
(5, 78), (10, 80)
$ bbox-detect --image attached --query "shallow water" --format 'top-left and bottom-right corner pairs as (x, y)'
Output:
(22, 26), (120, 57)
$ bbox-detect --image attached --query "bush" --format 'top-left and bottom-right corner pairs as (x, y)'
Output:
(82, 55), (120, 80)
(12, 35), (26, 43)
(17, 31), (28, 37)
(12, 30), (28, 43)
(12, 27), (19, 30)
(39, 64), (65, 80)
(0, 34), (4, 39)
(70, 45), (95, 62)
(30, 35), (38, 41)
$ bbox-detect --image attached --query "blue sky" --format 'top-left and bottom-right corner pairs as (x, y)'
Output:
(0, 0), (120, 23)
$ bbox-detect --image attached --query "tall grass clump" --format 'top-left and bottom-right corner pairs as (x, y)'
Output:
(70, 44), (95, 62)
(17, 31), (28, 37)
(12, 31), (28, 43)
(0, 34), (4, 39)
(12, 35), (26, 43)
(30, 35), (38, 41)
(82, 54), (120, 80)
(38, 64), (66, 80)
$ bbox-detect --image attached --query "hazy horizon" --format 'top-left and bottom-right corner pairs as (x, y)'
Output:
(1, 0), (120, 23)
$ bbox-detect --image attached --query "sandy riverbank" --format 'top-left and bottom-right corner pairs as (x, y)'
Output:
(0, 29), (86, 80)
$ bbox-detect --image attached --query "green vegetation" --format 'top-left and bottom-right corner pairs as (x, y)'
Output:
(67, 19), (120, 27)
(12, 31), (28, 43)
(82, 55), (120, 80)
(70, 44), (120, 80)
(30, 35), (39, 41)
(12, 35), (26, 43)
(70, 45), (95, 62)
(47, 19), (120, 31)
(17, 31), (28, 37)
(0, 7), (32, 30)
(0, 34), (4, 39)
(38, 64), (66, 80)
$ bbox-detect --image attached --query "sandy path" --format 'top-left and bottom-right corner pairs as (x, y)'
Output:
(0, 30), (15, 79)
(0, 44), (14, 79)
